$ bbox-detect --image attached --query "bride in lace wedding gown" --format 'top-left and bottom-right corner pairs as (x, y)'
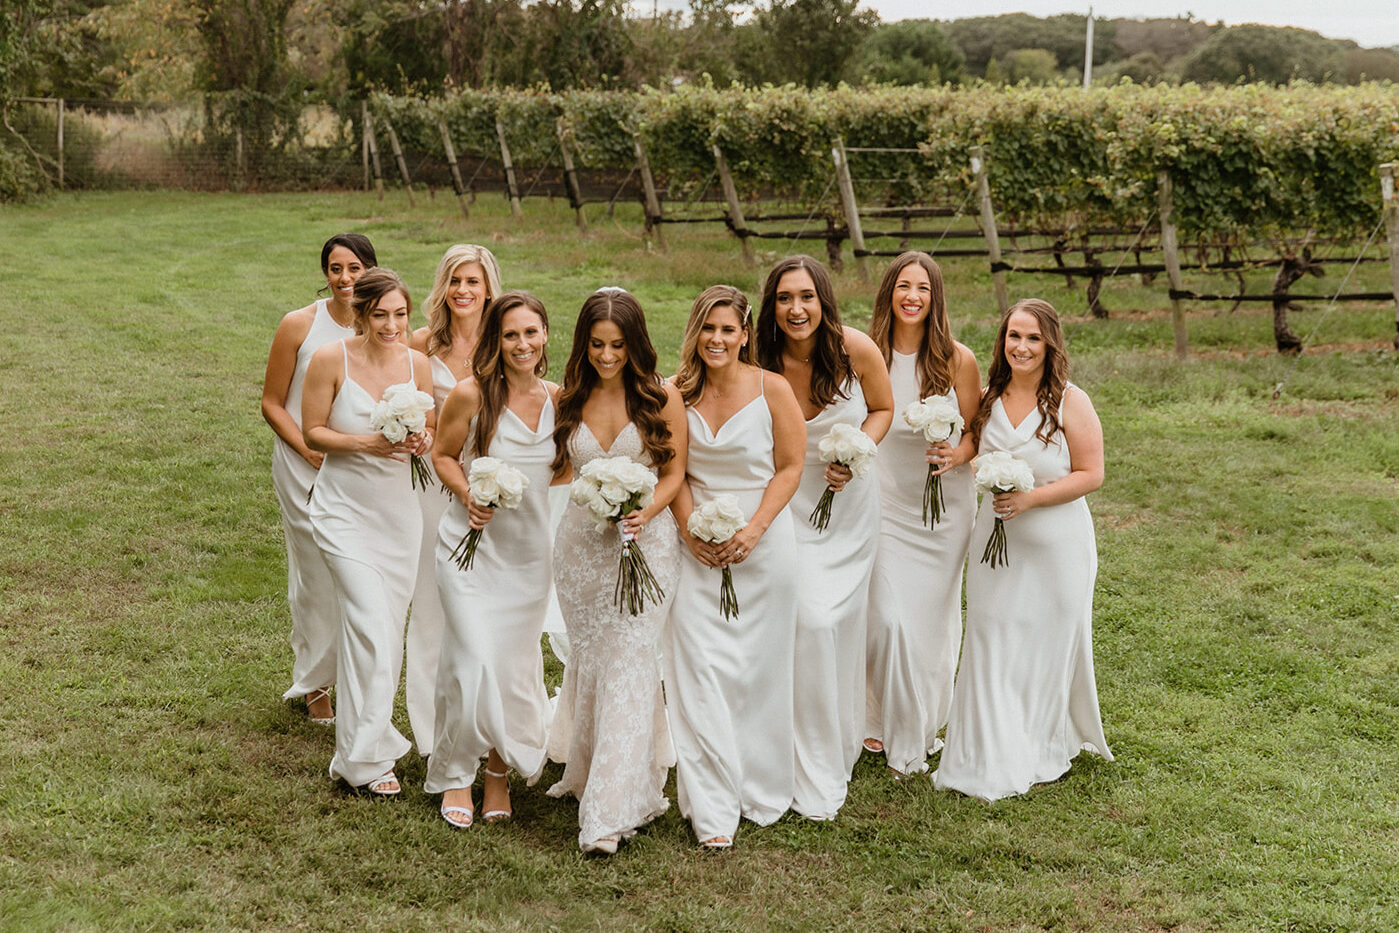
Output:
(545, 288), (688, 855)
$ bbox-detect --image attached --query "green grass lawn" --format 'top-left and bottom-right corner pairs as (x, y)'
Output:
(1, 190), (1397, 931)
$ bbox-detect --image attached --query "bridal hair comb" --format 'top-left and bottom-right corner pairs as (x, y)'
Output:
(596, 285), (629, 295)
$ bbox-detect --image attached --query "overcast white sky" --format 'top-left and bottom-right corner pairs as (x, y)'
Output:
(642, 1), (1399, 48)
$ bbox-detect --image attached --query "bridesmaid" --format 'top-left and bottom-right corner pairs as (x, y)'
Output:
(261, 233), (376, 724)
(755, 255), (893, 821)
(666, 285), (806, 849)
(406, 244), (503, 756)
(864, 253), (980, 776)
(546, 288), (687, 855)
(302, 268), (435, 795)
(934, 298), (1111, 801)
(426, 291), (556, 828)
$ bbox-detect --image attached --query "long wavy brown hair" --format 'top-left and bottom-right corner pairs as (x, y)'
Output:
(755, 255), (851, 408)
(868, 252), (957, 398)
(422, 244), (503, 357)
(969, 299), (1070, 448)
(468, 291), (549, 458)
(551, 289), (674, 476)
(673, 285), (753, 407)
(349, 267), (410, 334)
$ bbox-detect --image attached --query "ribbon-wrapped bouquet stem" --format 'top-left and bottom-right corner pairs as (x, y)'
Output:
(570, 456), (666, 615)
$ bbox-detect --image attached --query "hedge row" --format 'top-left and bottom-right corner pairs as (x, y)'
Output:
(371, 83), (1399, 238)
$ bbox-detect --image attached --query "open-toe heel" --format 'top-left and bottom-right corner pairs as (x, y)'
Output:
(306, 686), (335, 725)
(481, 767), (512, 824)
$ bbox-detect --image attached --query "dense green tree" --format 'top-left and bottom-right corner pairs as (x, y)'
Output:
(1002, 47), (1059, 84)
(846, 19), (963, 86)
(1179, 25), (1343, 85)
(742, 0), (878, 88)
(942, 13), (1113, 76)
(1339, 45), (1399, 83)
(1093, 50), (1169, 85)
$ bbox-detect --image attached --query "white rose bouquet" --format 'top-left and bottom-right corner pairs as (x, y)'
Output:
(810, 422), (878, 532)
(569, 456), (665, 615)
(370, 383), (436, 490)
(686, 495), (747, 621)
(903, 395), (964, 530)
(448, 457), (529, 571)
(973, 451), (1035, 568)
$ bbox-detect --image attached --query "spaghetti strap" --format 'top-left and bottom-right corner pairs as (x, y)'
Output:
(340, 339), (350, 378)
(759, 369), (767, 399)
(405, 347), (414, 382)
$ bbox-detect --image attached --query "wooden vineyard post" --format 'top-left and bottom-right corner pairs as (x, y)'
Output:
(633, 134), (667, 251)
(831, 138), (868, 281)
(496, 118), (524, 219)
(1157, 170), (1190, 359)
(56, 98), (64, 188)
(381, 115), (415, 207)
(234, 127), (245, 192)
(1381, 163), (1399, 350)
(437, 118), (470, 220)
(557, 120), (588, 233)
(712, 143), (753, 265)
(971, 146), (1008, 314)
(365, 109), (386, 201)
(361, 101), (370, 192)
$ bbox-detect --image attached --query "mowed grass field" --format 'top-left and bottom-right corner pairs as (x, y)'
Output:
(1, 190), (1397, 931)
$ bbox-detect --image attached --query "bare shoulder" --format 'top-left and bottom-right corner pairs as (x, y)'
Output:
(274, 303), (317, 342)
(842, 325), (882, 361)
(543, 379), (562, 400)
(1061, 383), (1099, 428)
(410, 327), (431, 354)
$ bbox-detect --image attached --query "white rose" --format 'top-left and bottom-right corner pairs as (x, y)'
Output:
(495, 467), (527, 509)
(818, 422), (877, 478)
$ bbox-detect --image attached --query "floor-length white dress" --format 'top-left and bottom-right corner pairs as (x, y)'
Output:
(665, 378), (797, 842)
(547, 421), (679, 849)
(425, 394), (556, 793)
(274, 299), (352, 701)
(789, 378), (880, 819)
(404, 355), (456, 753)
(865, 352), (975, 775)
(310, 343), (420, 786)
(934, 389), (1112, 801)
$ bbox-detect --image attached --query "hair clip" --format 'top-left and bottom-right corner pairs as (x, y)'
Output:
(596, 285), (629, 295)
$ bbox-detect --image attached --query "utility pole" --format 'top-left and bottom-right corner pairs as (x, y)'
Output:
(1083, 7), (1094, 88)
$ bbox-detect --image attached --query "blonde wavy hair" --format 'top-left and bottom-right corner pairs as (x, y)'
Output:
(422, 244), (503, 356)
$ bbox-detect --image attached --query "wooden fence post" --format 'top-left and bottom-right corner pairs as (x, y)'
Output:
(1381, 163), (1399, 350)
(831, 138), (868, 281)
(380, 115), (415, 207)
(971, 146), (1008, 314)
(56, 98), (64, 188)
(712, 143), (753, 265)
(496, 118), (524, 219)
(234, 126), (245, 192)
(1157, 170), (1190, 359)
(633, 133), (667, 251)
(557, 120), (588, 233)
(361, 101), (370, 192)
(365, 109), (385, 201)
(437, 117), (470, 221)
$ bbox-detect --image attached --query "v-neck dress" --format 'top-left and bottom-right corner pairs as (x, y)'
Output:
(425, 393), (557, 794)
(664, 376), (798, 842)
(546, 420), (680, 850)
(310, 342), (421, 787)
(933, 389), (1111, 801)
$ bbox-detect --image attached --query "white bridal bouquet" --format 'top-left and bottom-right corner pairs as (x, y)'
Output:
(903, 395), (965, 530)
(570, 456), (665, 615)
(370, 383), (437, 490)
(973, 451), (1035, 568)
(448, 457), (529, 571)
(686, 495), (747, 621)
(810, 422), (878, 532)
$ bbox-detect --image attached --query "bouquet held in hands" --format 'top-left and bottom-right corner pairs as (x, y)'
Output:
(570, 456), (666, 615)
(902, 395), (964, 530)
(686, 495), (747, 621)
(449, 457), (529, 571)
(974, 451), (1035, 568)
(810, 422), (878, 532)
(370, 383), (436, 490)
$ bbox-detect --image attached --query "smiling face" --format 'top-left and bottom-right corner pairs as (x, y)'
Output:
(773, 268), (822, 343)
(587, 319), (627, 383)
(365, 288), (410, 347)
(500, 304), (547, 375)
(697, 303), (748, 371)
(1003, 309), (1047, 378)
(324, 245), (367, 305)
(891, 261), (932, 330)
(447, 261), (489, 320)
